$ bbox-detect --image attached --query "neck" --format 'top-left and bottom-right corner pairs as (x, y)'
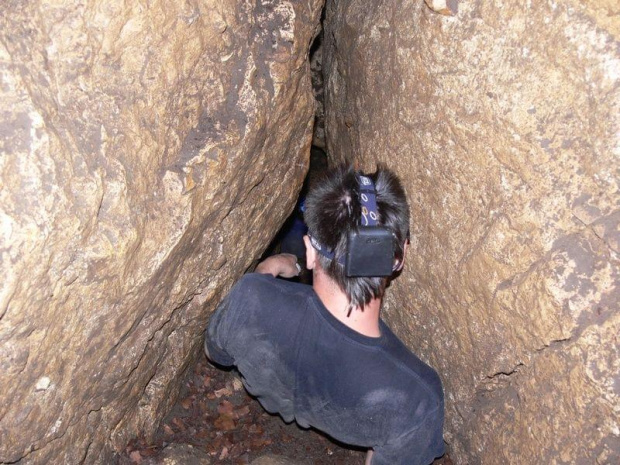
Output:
(312, 269), (382, 338)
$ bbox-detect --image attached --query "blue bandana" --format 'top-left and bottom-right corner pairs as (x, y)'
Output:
(358, 175), (379, 227)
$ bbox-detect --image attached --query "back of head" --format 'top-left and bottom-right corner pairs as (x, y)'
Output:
(304, 165), (410, 311)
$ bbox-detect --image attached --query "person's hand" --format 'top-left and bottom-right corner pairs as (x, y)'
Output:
(255, 253), (302, 278)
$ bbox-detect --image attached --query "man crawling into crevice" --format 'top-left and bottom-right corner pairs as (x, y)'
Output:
(205, 165), (445, 465)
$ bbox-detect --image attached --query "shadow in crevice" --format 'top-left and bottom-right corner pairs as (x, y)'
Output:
(261, 146), (328, 285)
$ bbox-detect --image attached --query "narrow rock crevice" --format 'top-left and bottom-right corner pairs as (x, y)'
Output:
(1, 0), (619, 464)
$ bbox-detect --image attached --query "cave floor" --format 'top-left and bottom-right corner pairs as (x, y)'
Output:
(119, 353), (453, 465)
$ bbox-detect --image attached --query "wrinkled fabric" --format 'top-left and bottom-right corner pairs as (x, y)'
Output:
(206, 273), (445, 465)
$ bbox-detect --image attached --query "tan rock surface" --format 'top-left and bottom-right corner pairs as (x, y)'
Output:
(323, 0), (619, 463)
(0, 0), (322, 462)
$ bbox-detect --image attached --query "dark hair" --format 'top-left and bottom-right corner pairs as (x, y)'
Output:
(304, 165), (410, 311)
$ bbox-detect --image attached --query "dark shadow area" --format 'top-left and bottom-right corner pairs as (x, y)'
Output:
(261, 146), (328, 285)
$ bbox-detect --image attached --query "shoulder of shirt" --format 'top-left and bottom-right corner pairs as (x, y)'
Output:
(376, 324), (444, 407)
(236, 272), (281, 290)
(236, 272), (312, 297)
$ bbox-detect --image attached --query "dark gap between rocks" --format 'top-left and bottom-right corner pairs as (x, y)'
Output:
(260, 145), (329, 286)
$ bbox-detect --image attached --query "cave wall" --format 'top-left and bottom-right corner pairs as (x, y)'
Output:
(323, 0), (619, 463)
(0, 0), (322, 462)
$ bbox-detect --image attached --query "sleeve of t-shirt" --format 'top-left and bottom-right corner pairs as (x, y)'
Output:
(204, 282), (244, 367)
(371, 408), (445, 465)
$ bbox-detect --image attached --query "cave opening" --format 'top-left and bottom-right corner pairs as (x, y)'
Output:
(258, 21), (328, 283)
(120, 11), (454, 463)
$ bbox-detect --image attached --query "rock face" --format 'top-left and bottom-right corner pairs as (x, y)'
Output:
(323, 1), (619, 463)
(0, 0), (322, 462)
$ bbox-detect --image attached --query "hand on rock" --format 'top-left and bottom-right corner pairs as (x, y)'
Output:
(255, 254), (301, 278)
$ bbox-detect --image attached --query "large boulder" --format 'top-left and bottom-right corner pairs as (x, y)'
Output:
(323, 0), (619, 463)
(0, 0), (322, 462)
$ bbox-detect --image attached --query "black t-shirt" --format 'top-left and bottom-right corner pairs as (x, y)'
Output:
(205, 273), (445, 465)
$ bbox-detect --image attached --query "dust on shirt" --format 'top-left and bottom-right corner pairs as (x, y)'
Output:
(205, 273), (445, 465)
